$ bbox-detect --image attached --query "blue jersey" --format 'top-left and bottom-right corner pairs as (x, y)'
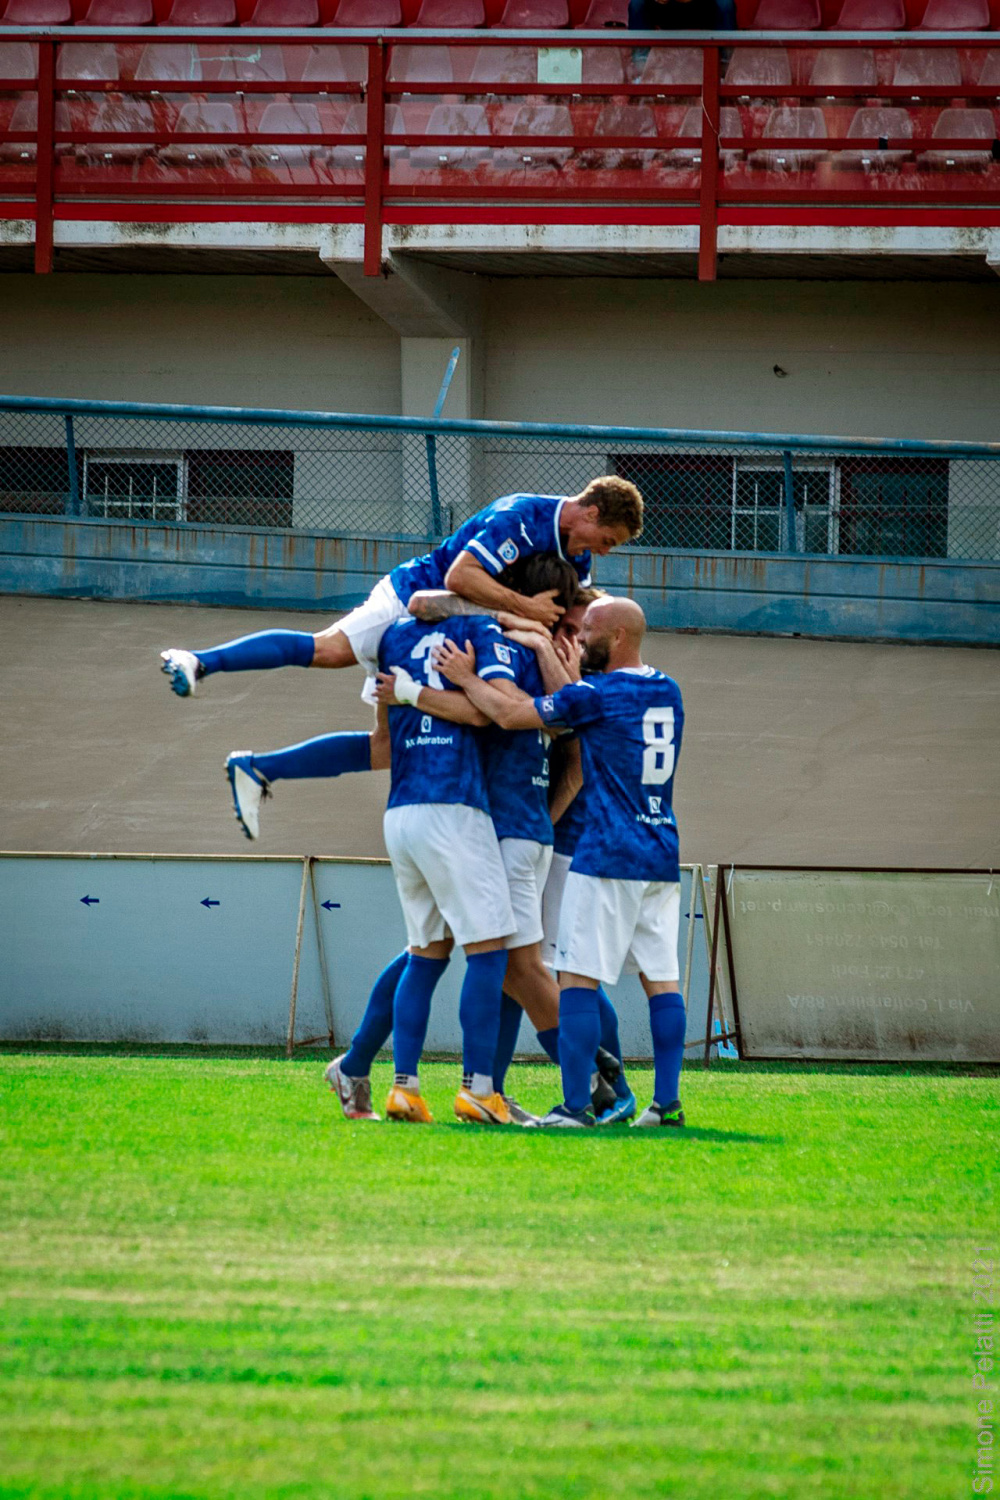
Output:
(481, 641), (553, 846)
(379, 615), (516, 815)
(388, 493), (592, 605)
(537, 667), (684, 882)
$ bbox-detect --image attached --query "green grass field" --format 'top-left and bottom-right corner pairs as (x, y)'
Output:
(0, 1050), (995, 1500)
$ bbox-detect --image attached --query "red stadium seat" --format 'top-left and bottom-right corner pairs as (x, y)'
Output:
(320, 98), (364, 171)
(0, 0), (71, 22)
(0, 41), (38, 78)
(78, 0), (153, 20)
(580, 44), (626, 82)
(408, 100), (489, 166)
(162, 0), (237, 22)
(583, 99), (656, 166)
(640, 46), (702, 87)
(918, 107), (994, 168)
(579, 0), (629, 23)
(134, 43), (205, 81)
(749, 0), (820, 25)
(837, 106), (912, 169)
(412, 0), (485, 21)
(57, 42), (122, 79)
(252, 99), (324, 166)
(468, 44), (537, 83)
(724, 47), (792, 90)
(749, 105), (826, 168)
(917, 0), (989, 25)
(301, 42), (367, 81)
(0, 97), (40, 161)
(387, 43), (455, 83)
(496, 0), (569, 24)
(243, 0), (318, 22)
(75, 95), (156, 162)
(660, 103), (742, 166)
(891, 47), (961, 90)
(492, 100), (572, 166)
(159, 99), (245, 164)
(831, 0), (904, 25)
(328, 0), (401, 19)
(204, 43), (287, 80)
(809, 47), (878, 90)
(977, 49), (1000, 85)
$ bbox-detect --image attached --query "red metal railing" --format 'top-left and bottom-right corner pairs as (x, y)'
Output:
(1, 28), (999, 276)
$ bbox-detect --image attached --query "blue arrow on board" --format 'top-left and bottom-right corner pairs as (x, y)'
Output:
(200, 897), (220, 909)
(321, 900), (341, 911)
(80, 894), (99, 906)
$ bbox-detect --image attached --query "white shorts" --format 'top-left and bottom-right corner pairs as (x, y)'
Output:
(541, 850), (573, 969)
(500, 838), (553, 950)
(334, 574), (408, 703)
(555, 871), (681, 987)
(383, 803), (516, 951)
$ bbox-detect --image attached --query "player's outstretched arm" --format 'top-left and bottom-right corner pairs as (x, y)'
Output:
(374, 670), (489, 727)
(407, 590), (495, 623)
(444, 552), (564, 628)
(549, 737), (583, 825)
(433, 641), (545, 732)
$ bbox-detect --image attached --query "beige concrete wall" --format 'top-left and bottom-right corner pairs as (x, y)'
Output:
(0, 274), (400, 414)
(481, 280), (1000, 444)
(3, 273), (999, 445)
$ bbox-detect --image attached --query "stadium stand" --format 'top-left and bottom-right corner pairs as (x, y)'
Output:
(0, 0), (998, 276)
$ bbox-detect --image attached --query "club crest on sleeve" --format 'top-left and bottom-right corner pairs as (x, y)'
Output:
(494, 643), (512, 665)
(498, 539), (519, 565)
(541, 696), (554, 716)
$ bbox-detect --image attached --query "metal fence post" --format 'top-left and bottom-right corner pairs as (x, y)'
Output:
(783, 448), (798, 553)
(64, 415), (81, 516)
(33, 40), (56, 276)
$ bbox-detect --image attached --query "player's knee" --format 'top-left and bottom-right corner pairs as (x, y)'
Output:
(311, 629), (356, 669)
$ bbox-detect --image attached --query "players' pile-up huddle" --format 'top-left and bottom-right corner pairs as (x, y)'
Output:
(160, 479), (688, 1129)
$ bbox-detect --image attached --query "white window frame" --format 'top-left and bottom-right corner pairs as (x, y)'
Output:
(83, 451), (188, 522)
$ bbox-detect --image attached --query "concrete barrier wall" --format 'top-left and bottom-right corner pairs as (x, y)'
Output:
(0, 855), (713, 1060)
(2, 516), (998, 645)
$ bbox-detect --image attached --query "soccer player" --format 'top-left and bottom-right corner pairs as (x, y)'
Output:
(434, 595), (687, 1129)
(158, 478), (643, 716)
(327, 557), (584, 1127)
(372, 608), (523, 1127)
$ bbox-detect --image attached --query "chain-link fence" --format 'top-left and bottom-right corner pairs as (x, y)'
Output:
(2, 398), (999, 562)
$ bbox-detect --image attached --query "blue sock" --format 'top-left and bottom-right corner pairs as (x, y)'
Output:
(459, 950), (508, 1081)
(196, 629), (314, 677)
(597, 986), (631, 1099)
(492, 992), (523, 1095)
(536, 1026), (560, 1064)
(340, 950), (408, 1078)
(252, 732), (370, 784)
(392, 954), (449, 1079)
(649, 991), (687, 1108)
(558, 988), (601, 1113)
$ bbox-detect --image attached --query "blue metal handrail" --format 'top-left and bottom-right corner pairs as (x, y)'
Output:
(2, 393), (999, 460)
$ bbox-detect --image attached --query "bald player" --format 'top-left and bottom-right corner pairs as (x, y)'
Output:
(434, 595), (687, 1129)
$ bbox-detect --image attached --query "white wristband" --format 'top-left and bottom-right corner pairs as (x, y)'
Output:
(392, 667), (422, 708)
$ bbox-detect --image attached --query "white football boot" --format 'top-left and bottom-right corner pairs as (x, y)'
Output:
(225, 752), (270, 841)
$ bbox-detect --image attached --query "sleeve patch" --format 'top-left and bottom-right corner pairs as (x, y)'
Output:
(498, 538), (519, 565)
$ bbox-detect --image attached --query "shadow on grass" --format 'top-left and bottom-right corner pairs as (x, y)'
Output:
(433, 1122), (780, 1146)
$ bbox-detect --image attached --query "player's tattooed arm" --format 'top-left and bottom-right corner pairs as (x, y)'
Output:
(445, 551), (564, 628)
(374, 669), (490, 727)
(407, 589), (497, 623)
(548, 738), (583, 826)
(433, 641), (545, 732)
